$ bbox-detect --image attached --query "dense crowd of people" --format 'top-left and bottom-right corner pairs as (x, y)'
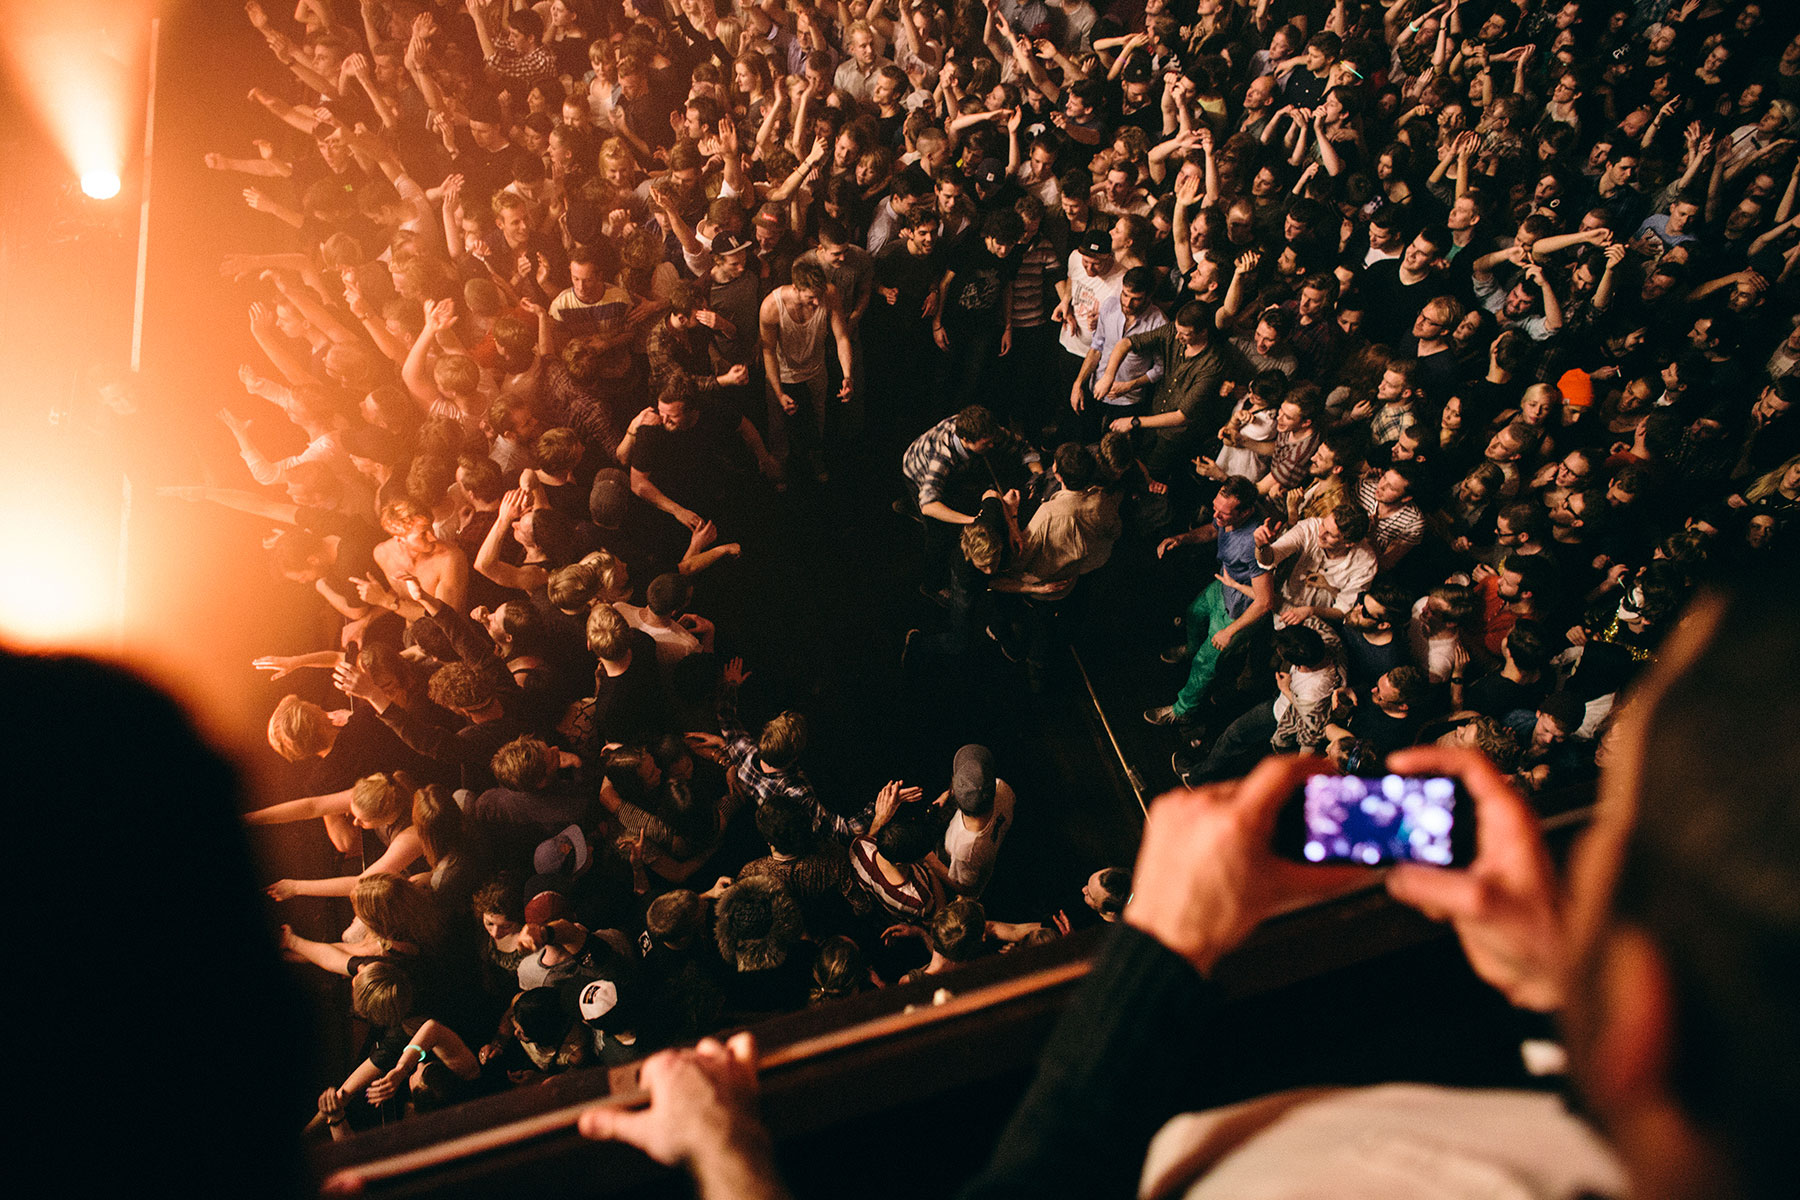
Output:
(170, 0), (1799, 1142)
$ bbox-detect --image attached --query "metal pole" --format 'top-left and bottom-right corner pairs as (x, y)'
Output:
(119, 15), (160, 651)
(130, 16), (159, 372)
(1070, 645), (1149, 816)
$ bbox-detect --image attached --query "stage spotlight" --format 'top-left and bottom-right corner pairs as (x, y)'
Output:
(3, 5), (149, 211)
(80, 169), (122, 200)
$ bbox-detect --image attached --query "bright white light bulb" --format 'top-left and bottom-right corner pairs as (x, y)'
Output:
(80, 170), (120, 199)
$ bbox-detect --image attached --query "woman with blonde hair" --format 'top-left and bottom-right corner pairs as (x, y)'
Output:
(1738, 452), (1800, 517)
(354, 872), (447, 953)
(264, 773), (427, 903)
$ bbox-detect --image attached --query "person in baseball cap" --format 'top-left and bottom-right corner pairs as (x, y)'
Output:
(1076, 226), (1114, 261)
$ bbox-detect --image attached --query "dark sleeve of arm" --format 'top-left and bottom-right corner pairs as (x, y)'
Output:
(296, 505), (375, 540)
(434, 605), (501, 669)
(957, 924), (1221, 1200)
(379, 703), (482, 769)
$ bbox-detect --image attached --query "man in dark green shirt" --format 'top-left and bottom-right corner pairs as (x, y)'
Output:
(1095, 302), (1230, 480)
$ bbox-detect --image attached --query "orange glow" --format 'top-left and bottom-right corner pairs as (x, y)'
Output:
(0, 512), (119, 650)
(0, 3), (151, 189)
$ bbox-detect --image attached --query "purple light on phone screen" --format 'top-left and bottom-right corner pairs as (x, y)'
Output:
(1302, 775), (1457, 865)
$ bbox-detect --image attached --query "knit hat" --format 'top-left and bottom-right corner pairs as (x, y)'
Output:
(1556, 367), (1594, 410)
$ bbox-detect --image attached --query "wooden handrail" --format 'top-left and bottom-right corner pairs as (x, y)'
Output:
(319, 958), (1093, 1194)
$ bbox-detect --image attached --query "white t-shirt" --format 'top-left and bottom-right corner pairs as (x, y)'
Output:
(1060, 253), (1123, 357)
(1408, 596), (1460, 683)
(1143, 1084), (1624, 1200)
(941, 780), (1015, 897)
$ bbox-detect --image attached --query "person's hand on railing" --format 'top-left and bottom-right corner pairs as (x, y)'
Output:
(578, 1032), (784, 1198)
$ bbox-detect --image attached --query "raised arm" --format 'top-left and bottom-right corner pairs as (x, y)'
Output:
(464, 0), (499, 61)
(1592, 243), (1625, 311)
(282, 925), (357, 976)
(474, 489), (551, 593)
(341, 53), (398, 128)
(267, 270), (363, 346)
(243, 185), (305, 230)
(1527, 264), (1563, 333)
(268, 826), (426, 901)
(1171, 173), (1198, 276)
(244, 786), (354, 826)
(1776, 158), (1800, 226)
(402, 299), (456, 410)
(1312, 112), (1342, 176)
(157, 484), (301, 525)
(1527, 226), (1610, 262)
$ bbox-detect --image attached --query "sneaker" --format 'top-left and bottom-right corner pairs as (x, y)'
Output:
(1160, 643), (1192, 664)
(986, 625), (1021, 663)
(1170, 751), (1197, 788)
(1143, 705), (1179, 726)
(919, 584), (952, 608)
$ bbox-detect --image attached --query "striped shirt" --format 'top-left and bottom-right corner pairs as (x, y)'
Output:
(1009, 233), (1063, 328)
(1268, 429), (1322, 491)
(849, 837), (943, 921)
(1357, 477), (1426, 560)
(550, 284), (634, 377)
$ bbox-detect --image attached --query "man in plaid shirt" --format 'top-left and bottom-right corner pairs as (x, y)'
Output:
(901, 405), (1041, 525)
(716, 658), (867, 842)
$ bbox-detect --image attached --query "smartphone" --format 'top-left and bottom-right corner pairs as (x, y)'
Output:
(1275, 773), (1475, 868)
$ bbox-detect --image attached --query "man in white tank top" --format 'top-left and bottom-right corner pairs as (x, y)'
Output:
(758, 259), (855, 484)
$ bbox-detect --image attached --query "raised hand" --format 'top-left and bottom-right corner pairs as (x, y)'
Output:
(348, 574), (396, 612)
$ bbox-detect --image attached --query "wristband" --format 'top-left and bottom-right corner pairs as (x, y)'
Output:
(405, 1044), (426, 1059)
